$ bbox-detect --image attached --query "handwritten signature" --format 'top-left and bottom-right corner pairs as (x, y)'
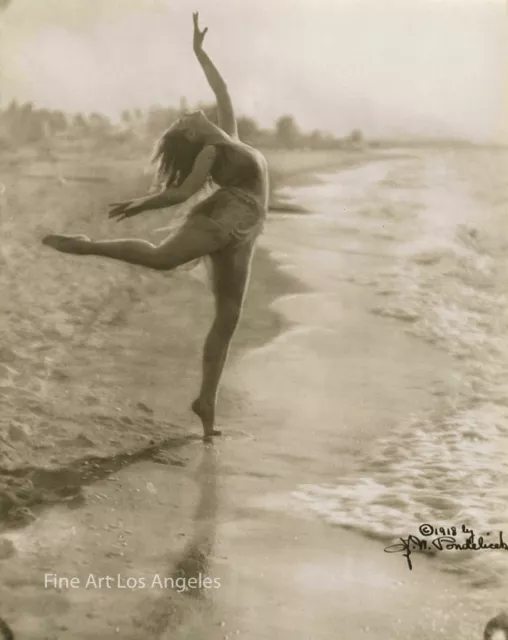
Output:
(384, 524), (508, 570)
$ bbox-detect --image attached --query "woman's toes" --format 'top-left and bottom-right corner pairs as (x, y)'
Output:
(42, 234), (60, 248)
(42, 234), (90, 254)
(203, 429), (222, 443)
(203, 429), (222, 440)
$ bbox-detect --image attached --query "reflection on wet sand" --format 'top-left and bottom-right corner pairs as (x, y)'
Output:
(133, 446), (219, 637)
(170, 446), (218, 599)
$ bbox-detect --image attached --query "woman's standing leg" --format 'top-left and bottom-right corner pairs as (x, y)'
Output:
(192, 240), (255, 439)
(43, 218), (257, 440)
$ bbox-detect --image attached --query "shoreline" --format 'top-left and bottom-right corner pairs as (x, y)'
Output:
(219, 159), (504, 638)
(266, 147), (404, 212)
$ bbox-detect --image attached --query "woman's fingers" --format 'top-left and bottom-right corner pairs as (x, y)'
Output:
(108, 199), (139, 221)
(110, 211), (129, 222)
(108, 203), (129, 218)
(108, 200), (130, 210)
(115, 208), (138, 222)
(192, 11), (207, 40)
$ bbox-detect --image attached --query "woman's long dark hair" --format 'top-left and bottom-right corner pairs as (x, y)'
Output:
(151, 127), (206, 189)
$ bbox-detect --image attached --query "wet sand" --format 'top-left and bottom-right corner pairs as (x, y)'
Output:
(0, 148), (501, 638)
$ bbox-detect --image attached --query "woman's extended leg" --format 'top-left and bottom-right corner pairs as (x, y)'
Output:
(192, 241), (255, 439)
(42, 217), (228, 271)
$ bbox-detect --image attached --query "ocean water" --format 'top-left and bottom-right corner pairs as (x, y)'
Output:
(281, 147), (508, 588)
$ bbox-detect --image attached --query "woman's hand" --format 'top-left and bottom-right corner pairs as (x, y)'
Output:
(108, 190), (178, 220)
(108, 200), (138, 222)
(193, 12), (208, 52)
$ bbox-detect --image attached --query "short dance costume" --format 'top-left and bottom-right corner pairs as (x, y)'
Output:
(180, 143), (267, 247)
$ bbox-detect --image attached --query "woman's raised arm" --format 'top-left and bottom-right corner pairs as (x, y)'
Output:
(192, 12), (238, 139)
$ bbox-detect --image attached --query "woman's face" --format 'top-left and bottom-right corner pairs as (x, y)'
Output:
(176, 110), (208, 141)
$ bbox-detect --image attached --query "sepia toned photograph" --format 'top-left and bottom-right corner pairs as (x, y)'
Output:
(0, 0), (507, 637)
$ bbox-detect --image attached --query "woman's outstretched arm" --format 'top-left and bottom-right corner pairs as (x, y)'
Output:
(108, 145), (217, 221)
(192, 12), (238, 139)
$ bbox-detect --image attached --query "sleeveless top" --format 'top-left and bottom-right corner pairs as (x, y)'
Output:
(185, 143), (266, 246)
(210, 144), (264, 195)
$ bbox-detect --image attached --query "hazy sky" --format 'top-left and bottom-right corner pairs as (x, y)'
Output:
(0, 0), (506, 141)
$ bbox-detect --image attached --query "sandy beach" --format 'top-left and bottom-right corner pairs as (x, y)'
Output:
(0, 146), (505, 638)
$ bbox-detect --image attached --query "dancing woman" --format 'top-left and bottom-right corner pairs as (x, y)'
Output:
(43, 12), (269, 440)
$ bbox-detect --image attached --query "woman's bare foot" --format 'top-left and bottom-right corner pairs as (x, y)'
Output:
(191, 398), (222, 440)
(42, 234), (91, 255)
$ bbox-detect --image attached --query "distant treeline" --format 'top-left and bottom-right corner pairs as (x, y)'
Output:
(0, 99), (367, 151)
